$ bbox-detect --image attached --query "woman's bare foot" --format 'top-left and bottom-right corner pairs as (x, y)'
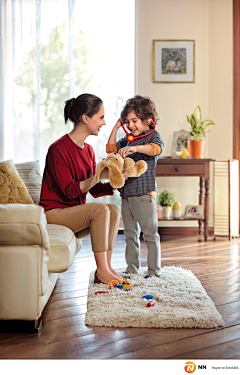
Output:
(109, 267), (124, 281)
(96, 269), (122, 284)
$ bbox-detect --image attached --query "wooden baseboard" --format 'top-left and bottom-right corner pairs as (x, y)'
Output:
(118, 227), (214, 242)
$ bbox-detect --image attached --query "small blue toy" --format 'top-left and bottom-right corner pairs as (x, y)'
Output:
(116, 285), (123, 289)
(142, 294), (155, 300)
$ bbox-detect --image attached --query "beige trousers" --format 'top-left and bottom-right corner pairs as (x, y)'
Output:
(45, 203), (120, 253)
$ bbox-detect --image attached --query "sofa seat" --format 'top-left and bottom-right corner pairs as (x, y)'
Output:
(47, 224), (81, 273)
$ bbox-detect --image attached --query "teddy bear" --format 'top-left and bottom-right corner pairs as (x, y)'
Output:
(95, 153), (147, 189)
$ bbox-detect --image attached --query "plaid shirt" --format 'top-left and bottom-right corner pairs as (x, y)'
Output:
(116, 128), (164, 196)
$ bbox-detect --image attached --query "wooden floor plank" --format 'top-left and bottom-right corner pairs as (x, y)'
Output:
(110, 325), (240, 360)
(173, 338), (240, 359)
(212, 291), (240, 306)
(44, 296), (88, 311)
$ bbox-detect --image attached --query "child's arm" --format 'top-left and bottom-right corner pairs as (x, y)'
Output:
(106, 118), (122, 153)
(118, 144), (161, 157)
(107, 118), (121, 145)
(119, 131), (164, 156)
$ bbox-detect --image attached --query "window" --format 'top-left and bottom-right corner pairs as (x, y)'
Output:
(0, 0), (135, 209)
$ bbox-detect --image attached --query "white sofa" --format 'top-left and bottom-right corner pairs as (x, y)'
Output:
(0, 162), (82, 333)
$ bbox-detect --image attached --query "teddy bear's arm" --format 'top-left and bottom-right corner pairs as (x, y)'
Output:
(124, 160), (148, 178)
(122, 157), (135, 173)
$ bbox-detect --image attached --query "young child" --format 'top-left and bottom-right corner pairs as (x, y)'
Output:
(106, 95), (164, 277)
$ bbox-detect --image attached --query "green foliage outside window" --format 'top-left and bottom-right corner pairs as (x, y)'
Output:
(15, 22), (122, 209)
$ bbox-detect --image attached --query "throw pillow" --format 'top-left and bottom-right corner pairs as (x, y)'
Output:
(15, 160), (42, 204)
(0, 160), (34, 204)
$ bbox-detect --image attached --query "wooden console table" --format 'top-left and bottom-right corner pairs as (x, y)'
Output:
(156, 158), (213, 241)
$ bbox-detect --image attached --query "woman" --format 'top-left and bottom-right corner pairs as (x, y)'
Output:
(39, 93), (124, 284)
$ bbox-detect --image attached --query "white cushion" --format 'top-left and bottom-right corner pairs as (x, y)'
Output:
(15, 161), (42, 204)
(47, 224), (81, 273)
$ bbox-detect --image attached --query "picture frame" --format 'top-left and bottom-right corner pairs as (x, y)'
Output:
(184, 205), (204, 219)
(171, 129), (191, 156)
(153, 39), (195, 83)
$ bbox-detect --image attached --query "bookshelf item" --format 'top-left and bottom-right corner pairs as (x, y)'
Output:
(214, 160), (239, 240)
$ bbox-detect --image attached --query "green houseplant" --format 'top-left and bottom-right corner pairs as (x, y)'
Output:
(157, 189), (175, 218)
(187, 106), (215, 158)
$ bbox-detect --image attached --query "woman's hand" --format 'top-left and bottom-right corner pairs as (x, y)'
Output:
(99, 170), (109, 180)
(118, 146), (138, 156)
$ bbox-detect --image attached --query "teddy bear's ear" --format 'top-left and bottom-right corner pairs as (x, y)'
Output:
(108, 164), (125, 188)
(95, 160), (107, 183)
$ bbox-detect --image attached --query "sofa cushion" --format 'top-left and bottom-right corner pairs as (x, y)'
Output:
(0, 204), (49, 249)
(47, 224), (82, 273)
(15, 160), (42, 204)
(0, 160), (34, 204)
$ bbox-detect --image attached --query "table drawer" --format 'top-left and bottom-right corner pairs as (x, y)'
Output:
(156, 162), (205, 176)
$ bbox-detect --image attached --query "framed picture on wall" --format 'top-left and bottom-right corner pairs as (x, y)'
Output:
(153, 40), (195, 83)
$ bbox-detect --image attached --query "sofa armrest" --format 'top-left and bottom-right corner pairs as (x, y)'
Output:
(0, 204), (50, 298)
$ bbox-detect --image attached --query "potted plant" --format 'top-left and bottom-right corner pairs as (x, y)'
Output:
(186, 106), (215, 158)
(157, 189), (175, 218)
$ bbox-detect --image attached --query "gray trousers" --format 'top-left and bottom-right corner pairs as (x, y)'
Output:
(121, 194), (161, 276)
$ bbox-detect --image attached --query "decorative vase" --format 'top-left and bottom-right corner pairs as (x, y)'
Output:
(162, 206), (171, 218)
(157, 207), (162, 220)
(172, 201), (181, 219)
(187, 140), (206, 159)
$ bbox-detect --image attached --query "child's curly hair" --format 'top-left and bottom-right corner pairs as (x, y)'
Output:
(120, 95), (160, 124)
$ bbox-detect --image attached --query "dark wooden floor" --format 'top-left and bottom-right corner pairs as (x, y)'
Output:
(1, 234), (240, 359)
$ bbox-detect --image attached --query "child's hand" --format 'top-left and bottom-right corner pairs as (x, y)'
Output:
(114, 118), (122, 129)
(118, 146), (138, 156)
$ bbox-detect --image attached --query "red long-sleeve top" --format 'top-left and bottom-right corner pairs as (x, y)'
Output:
(39, 134), (114, 211)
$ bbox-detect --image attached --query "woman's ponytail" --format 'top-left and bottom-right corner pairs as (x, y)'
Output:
(64, 98), (76, 124)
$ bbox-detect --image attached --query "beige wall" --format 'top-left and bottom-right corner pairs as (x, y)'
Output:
(208, 0), (233, 161)
(135, 0), (233, 227)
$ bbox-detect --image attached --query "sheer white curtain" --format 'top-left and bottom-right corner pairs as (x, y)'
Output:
(0, 0), (71, 164)
(0, 0), (135, 207)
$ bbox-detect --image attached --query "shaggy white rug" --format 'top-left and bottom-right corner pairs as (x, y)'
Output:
(85, 266), (224, 329)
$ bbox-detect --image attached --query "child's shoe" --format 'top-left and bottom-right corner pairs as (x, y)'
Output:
(121, 271), (134, 278)
(144, 274), (159, 279)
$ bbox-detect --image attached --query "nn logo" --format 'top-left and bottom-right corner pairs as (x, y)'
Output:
(184, 361), (207, 373)
(184, 362), (196, 373)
